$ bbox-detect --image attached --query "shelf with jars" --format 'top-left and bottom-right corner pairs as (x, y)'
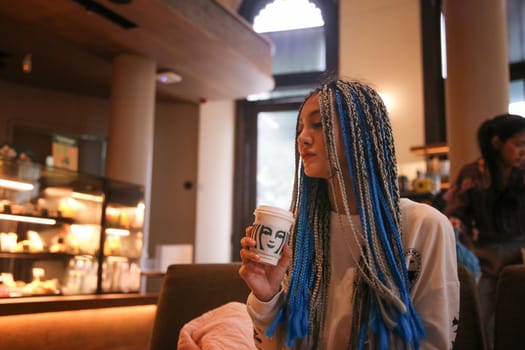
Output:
(404, 143), (450, 199)
(0, 158), (145, 298)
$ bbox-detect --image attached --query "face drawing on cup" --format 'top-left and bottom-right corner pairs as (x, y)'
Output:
(253, 224), (288, 256)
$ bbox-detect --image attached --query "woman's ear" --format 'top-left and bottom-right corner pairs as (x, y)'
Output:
(491, 135), (501, 150)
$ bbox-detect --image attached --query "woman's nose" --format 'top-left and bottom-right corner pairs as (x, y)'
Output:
(297, 131), (312, 146)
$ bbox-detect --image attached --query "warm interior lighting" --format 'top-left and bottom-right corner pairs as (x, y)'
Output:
(378, 92), (395, 112)
(44, 187), (73, 197)
(0, 213), (56, 225)
(44, 187), (104, 202)
(107, 255), (128, 262)
(71, 192), (104, 203)
(105, 228), (130, 236)
(410, 144), (449, 156)
(0, 179), (34, 191)
(135, 202), (145, 227)
(70, 224), (100, 238)
(22, 53), (32, 73)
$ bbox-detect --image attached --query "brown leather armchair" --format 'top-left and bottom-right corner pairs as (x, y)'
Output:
(494, 264), (525, 350)
(149, 263), (250, 349)
(454, 263), (487, 350)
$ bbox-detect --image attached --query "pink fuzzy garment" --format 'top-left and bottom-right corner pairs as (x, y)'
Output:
(177, 302), (256, 350)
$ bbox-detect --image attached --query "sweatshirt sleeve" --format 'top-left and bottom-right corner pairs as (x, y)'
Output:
(246, 289), (290, 350)
(401, 199), (460, 350)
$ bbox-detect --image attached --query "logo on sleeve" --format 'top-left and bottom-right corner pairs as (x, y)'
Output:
(405, 248), (422, 287)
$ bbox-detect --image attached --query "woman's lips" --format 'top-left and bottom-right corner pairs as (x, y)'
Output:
(301, 152), (315, 161)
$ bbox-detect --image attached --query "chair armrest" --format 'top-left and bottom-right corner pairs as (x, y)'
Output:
(150, 263), (250, 349)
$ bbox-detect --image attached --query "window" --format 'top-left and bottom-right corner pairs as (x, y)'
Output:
(508, 0), (525, 117)
(265, 28), (326, 75)
(510, 80), (525, 116)
(508, 0), (525, 64)
(256, 110), (297, 209)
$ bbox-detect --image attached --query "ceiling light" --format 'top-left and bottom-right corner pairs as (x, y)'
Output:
(156, 70), (182, 84)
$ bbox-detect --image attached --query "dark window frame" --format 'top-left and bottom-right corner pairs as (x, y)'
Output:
(511, 61), (525, 81)
(420, 0), (446, 145)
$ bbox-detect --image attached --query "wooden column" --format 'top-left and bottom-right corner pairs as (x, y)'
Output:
(443, 0), (509, 180)
(107, 54), (156, 280)
(107, 55), (156, 185)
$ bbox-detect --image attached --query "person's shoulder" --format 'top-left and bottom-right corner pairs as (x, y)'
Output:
(458, 159), (483, 177)
(400, 198), (455, 248)
(400, 198), (447, 220)
(400, 198), (452, 232)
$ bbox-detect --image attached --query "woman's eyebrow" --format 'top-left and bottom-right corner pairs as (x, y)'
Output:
(306, 109), (321, 118)
(298, 108), (321, 126)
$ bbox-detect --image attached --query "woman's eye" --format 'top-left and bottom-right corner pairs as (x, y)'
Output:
(312, 122), (323, 129)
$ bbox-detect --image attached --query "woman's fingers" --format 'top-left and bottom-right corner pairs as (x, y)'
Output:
(240, 245), (259, 261)
(239, 248), (267, 279)
(240, 236), (256, 249)
(239, 259), (266, 275)
(276, 244), (292, 270)
(240, 233), (260, 268)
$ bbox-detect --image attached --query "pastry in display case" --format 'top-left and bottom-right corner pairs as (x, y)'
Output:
(0, 158), (145, 298)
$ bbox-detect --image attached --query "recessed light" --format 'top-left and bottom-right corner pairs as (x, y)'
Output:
(156, 70), (182, 84)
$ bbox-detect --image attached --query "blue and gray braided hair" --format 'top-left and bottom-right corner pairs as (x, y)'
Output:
(267, 79), (425, 349)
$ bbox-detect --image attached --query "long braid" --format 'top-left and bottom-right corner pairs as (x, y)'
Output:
(267, 79), (424, 349)
(333, 81), (424, 349)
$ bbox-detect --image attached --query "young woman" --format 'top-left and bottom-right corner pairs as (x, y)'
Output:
(240, 79), (459, 349)
(445, 113), (525, 347)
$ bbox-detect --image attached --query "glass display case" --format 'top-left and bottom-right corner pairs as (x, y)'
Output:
(0, 158), (144, 298)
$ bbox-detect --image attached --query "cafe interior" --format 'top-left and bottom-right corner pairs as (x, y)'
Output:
(0, 0), (524, 349)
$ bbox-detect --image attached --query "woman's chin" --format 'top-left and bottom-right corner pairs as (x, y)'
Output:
(304, 168), (330, 179)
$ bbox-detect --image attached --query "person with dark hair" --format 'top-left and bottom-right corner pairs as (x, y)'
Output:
(445, 113), (525, 347)
(240, 79), (459, 349)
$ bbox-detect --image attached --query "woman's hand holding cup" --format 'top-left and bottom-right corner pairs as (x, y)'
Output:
(239, 226), (291, 302)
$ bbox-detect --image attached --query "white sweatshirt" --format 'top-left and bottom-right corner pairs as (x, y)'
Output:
(247, 198), (460, 350)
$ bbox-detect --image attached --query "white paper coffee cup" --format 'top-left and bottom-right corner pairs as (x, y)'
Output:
(251, 205), (294, 266)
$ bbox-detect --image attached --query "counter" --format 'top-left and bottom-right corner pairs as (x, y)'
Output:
(0, 292), (157, 316)
(0, 293), (158, 350)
